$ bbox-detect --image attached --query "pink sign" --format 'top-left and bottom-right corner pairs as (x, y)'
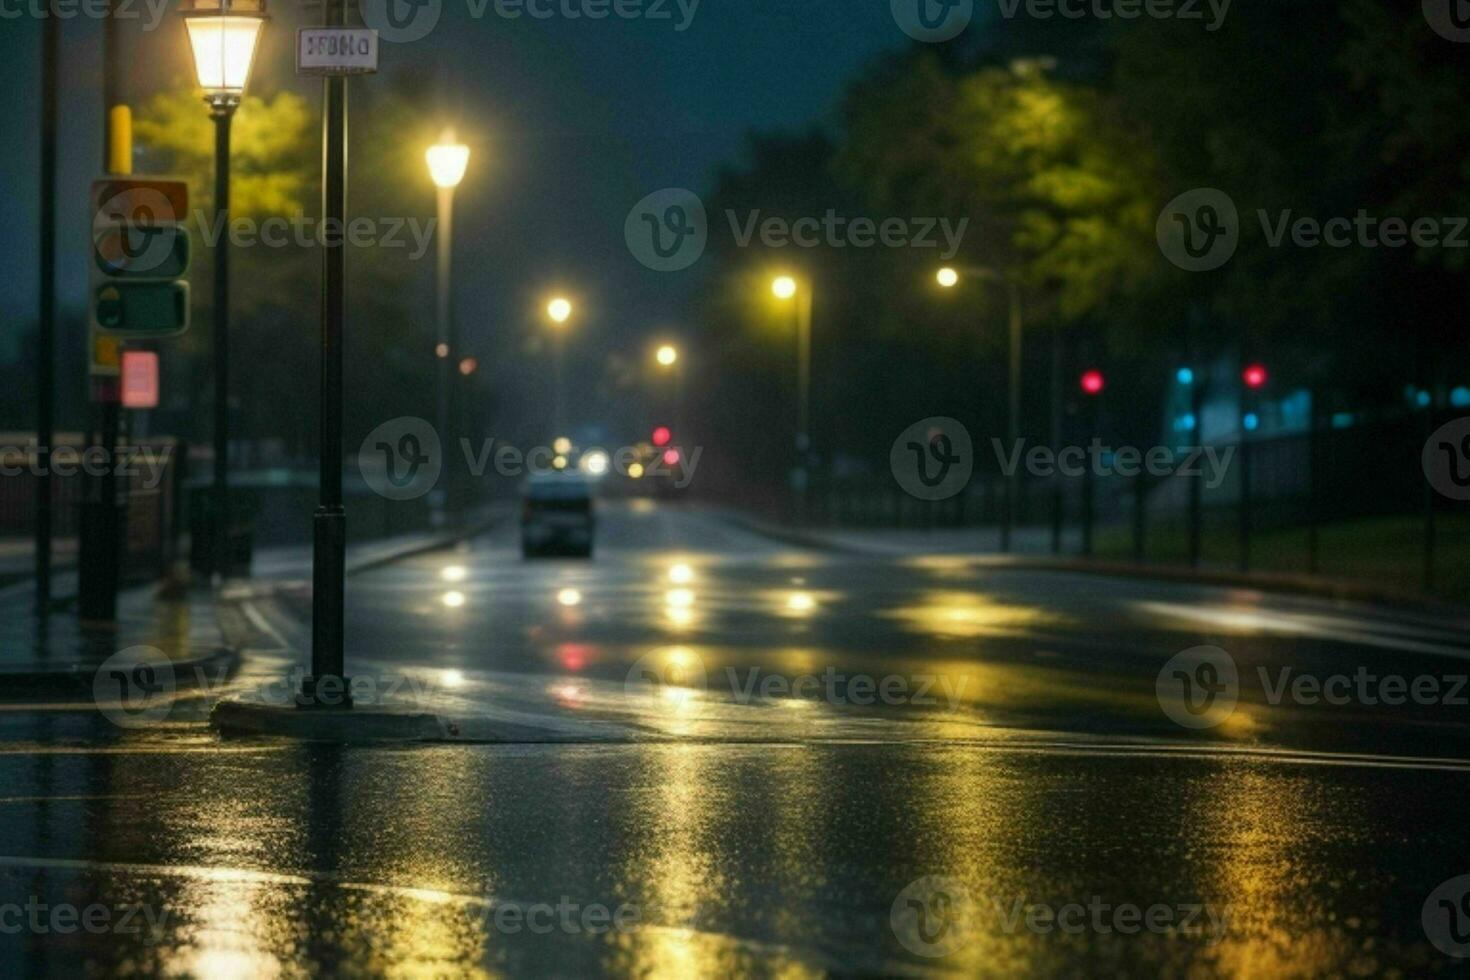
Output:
(121, 350), (159, 409)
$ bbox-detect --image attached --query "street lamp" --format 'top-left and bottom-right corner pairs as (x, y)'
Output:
(182, 0), (267, 579)
(655, 344), (683, 439)
(772, 274), (814, 521)
(545, 297), (573, 434)
(427, 130), (469, 524)
(937, 264), (1024, 553)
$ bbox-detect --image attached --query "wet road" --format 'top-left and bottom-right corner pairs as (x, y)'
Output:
(2, 501), (1470, 975)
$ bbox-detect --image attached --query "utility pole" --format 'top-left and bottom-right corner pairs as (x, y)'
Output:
(36, 15), (58, 614)
(79, 1), (126, 627)
(301, 0), (353, 707)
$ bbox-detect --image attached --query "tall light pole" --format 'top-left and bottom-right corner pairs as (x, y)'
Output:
(427, 131), (469, 524)
(546, 296), (573, 435)
(655, 343), (682, 436)
(772, 275), (813, 521)
(182, 0), (267, 579)
(938, 265), (1022, 552)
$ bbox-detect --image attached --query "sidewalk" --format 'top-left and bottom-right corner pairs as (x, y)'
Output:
(0, 509), (506, 701)
(725, 511), (1470, 619)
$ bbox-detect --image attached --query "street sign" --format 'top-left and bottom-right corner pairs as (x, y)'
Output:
(90, 176), (191, 338)
(298, 28), (378, 75)
(121, 351), (159, 409)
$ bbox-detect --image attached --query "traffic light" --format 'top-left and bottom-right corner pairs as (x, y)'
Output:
(1243, 363), (1268, 389)
(1080, 370), (1105, 396)
(90, 178), (191, 338)
(652, 426), (672, 448)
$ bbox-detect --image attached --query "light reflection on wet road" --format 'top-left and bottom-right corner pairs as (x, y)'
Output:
(1, 502), (1468, 975)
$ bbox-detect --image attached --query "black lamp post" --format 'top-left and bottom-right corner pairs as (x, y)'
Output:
(182, 0), (267, 579)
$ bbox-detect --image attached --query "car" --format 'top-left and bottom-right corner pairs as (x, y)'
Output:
(520, 472), (595, 558)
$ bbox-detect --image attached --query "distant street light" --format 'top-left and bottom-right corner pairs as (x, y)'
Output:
(545, 297), (574, 433)
(772, 274), (814, 521)
(655, 343), (683, 440)
(936, 264), (1024, 552)
(427, 129), (470, 523)
(182, 0), (267, 579)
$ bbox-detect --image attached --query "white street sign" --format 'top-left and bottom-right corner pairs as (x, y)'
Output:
(298, 28), (379, 76)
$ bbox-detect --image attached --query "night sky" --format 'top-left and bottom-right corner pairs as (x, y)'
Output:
(0, 1), (914, 439)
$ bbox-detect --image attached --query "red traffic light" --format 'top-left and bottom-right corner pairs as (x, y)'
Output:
(1243, 363), (1268, 389)
(662, 448), (681, 466)
(1080, 370), (1105, 396)
(652, 426), (672, 448)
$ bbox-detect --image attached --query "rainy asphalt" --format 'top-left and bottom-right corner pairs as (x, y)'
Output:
(2, 501), (1470, 976)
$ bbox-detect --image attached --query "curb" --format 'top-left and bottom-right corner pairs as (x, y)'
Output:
(211, 699), (449, 742)
(345, 511), (505, 578)
(0, 643), (238, 701)
(723, 512), (1470, 619)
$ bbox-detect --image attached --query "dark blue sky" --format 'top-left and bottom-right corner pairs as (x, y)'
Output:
(1, 1), (913, 434)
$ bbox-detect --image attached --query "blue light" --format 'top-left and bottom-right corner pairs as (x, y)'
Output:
(1243, 413), (1260, 432)
(1453, 387), (1470, 408)
(1416, 390), (1432, 408)
(1332, 412), (1354, 429)
(1176, 368), (1195, 386)
(1175, 413), (1197, 433)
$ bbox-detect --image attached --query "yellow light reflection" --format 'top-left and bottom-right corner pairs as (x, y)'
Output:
(441, 591), (466, 609)
(668, 563), (695, 585)
(557, 587), (582, 607)
(883, 591), (1056, 638)
(440, 565), (467, 583)
(665, 588), (695, 609)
